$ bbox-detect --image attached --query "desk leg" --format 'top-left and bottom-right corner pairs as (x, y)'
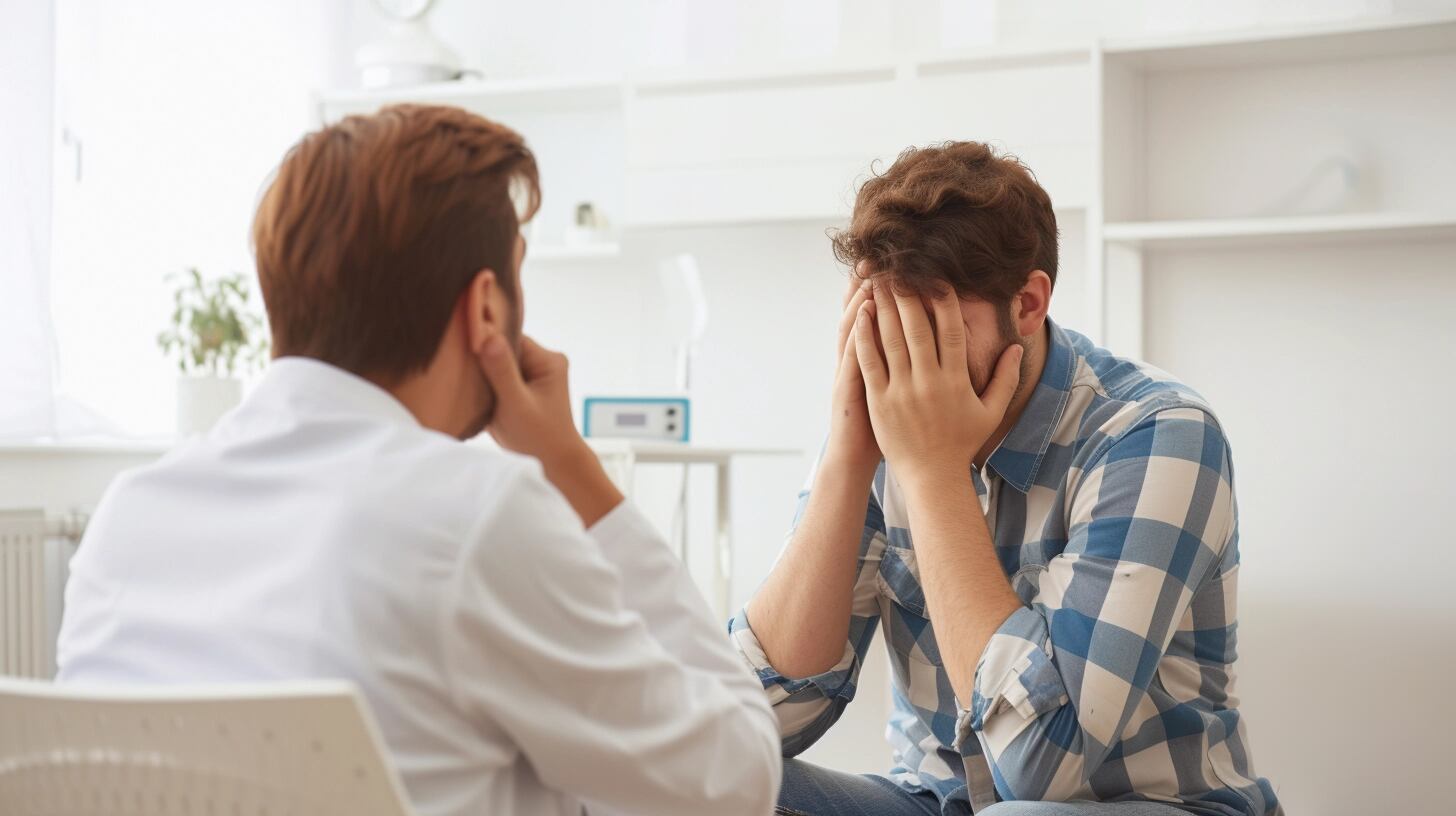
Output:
(714, 461), (732, 620)
(595, 451), (637, 499)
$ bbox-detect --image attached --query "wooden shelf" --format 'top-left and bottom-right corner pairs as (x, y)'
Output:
(1102, 13), (1456, 72)
(1102, 212), (1456, 250)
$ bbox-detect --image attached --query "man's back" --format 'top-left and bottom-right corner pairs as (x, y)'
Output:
(58, 357), (779, 816)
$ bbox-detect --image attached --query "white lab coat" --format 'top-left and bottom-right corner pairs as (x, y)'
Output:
(57, 357), (780, 816)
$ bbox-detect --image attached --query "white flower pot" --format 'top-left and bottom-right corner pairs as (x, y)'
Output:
(176, 375), (242, 436)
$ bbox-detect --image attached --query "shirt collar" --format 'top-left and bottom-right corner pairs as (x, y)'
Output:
(253, 356), (421, 428)
(985, 318), (1076, 494)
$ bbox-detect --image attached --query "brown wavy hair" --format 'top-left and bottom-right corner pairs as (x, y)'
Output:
(832, 141), (1057, 318)
(252, 104), (540, 383)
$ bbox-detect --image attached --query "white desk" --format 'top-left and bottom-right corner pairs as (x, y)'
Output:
(586, 440), (801, 618)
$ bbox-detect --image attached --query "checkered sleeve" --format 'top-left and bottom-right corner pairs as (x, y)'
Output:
(959, 407), (1236, 801)
(729, 464), (888, 757)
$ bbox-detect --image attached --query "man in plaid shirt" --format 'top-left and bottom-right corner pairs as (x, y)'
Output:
(732, 142), (1280, 816)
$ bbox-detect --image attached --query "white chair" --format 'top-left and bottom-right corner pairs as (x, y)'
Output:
(0, 677), (417, 816)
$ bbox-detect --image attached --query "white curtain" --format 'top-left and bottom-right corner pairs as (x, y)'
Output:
(0, 0), (59, 439)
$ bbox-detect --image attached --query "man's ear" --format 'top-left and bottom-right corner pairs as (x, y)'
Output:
(1013, 270), (1053, 337)
(462, 268), (505, 357)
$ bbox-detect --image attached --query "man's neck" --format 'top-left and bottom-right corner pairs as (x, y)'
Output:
(973, 321), (1050, 470)
(386, 372), (464, 438)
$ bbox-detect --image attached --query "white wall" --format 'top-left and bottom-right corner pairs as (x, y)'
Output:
(1145, 239), (1456, 815)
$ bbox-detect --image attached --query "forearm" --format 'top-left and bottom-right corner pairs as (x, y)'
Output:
(747, 448), (879, 678)
(901, 466), (1023, 704)
(538, 442), (624, 528)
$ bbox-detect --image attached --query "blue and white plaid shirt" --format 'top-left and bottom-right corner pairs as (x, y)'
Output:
(733, 320), (1280, 815)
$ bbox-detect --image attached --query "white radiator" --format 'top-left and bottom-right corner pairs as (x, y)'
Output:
(0, 510), (83, 679)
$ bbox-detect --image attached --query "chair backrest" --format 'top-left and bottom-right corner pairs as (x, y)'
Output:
(0, 510), (51, 679)
(0, 677), (417, 816)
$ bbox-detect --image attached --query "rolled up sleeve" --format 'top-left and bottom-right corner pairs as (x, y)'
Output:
(730, 475), (887, 756)
(958, 606), (1068, 744)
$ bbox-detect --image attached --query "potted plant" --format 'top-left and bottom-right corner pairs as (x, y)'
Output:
(157, 268), (268, 435)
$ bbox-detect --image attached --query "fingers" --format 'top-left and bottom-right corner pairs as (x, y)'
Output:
(930, 290), (965, 369)
(843, 267), (869, 308)
(837, 279), (873, 359)
(477, 331), (529, 402)
(872, 282), (908, 377)
(979, 342), (1025, 416)
(892, 289), (938, 371)
(837, 313), (864, 388)
(853, 303), (888, 390)
(516, 335), (568, 381)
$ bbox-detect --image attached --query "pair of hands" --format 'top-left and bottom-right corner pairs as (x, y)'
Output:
(830, 278), (1023, 487)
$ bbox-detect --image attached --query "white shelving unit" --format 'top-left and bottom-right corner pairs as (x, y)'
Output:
(1092, 12), (1456, 358)
(315, 42), (1100, 329)
(314, 12), (1456, 354)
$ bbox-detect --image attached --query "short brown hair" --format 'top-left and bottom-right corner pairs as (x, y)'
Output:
(252, 104), (540, 382)
(832, 141), (1057, 307)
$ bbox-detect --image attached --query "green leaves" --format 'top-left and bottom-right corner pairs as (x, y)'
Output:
(156, 268), (269, 377)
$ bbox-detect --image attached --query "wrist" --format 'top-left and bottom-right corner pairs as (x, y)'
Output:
(824, 436), (881, 478)
(537, 436), (595, 476)
(897, 456), (975, 503)
(538, 441), (623, 528)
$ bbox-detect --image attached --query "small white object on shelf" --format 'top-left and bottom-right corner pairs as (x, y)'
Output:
(563, 201), (613, 247)
(356, 0), (461, 90)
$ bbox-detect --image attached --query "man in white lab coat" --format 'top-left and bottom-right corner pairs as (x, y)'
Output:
(56, 104), (781, 816)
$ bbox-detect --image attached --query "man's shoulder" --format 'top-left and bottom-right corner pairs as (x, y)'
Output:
(1060, 327), (1225, 453)
(109, 422), (551, 542)
(364, 429), (557, 524)
(408, 430), (543, 484)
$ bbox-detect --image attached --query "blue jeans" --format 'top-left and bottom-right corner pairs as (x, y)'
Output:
(775, 758), (1193, 816)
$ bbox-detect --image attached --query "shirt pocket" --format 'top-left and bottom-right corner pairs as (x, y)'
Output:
(875, 545), (943, 667)
(1010, 562), (1048, 605)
